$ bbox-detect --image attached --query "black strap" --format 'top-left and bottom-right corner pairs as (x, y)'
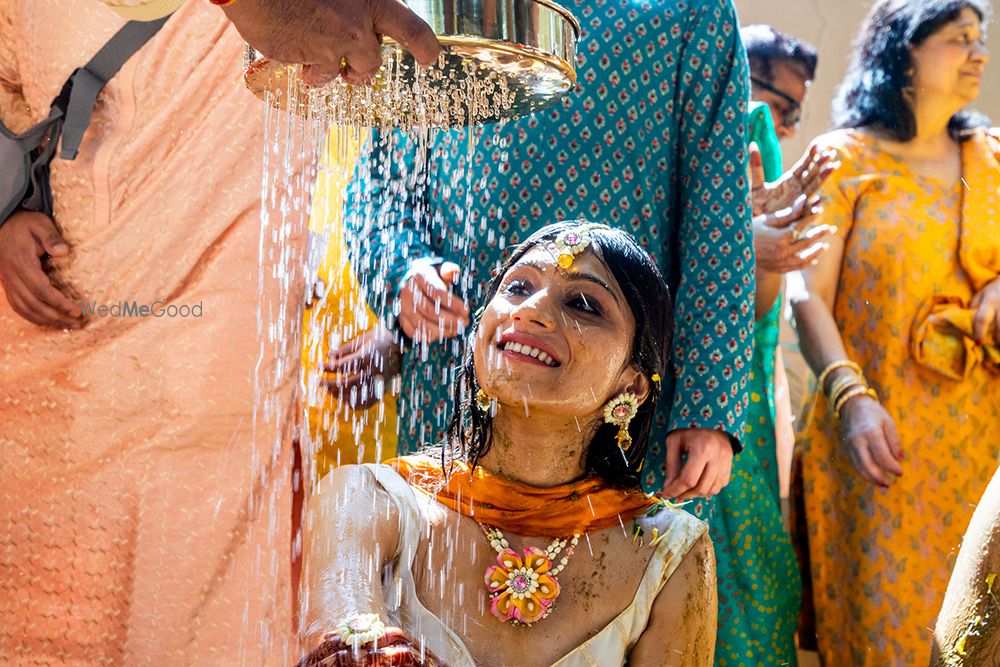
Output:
(59, 15), (170, 160)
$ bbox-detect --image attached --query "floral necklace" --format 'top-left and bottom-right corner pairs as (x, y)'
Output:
(481, 525), (581, 625)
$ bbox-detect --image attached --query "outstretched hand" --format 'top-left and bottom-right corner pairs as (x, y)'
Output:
(397, 259), (470, 344)
(662, 428), (734, 501)
(750, 143), (840, 274)
(222, 0), (442, 86)
(751, 142), (839, 217)
(324, 326), (404, 410)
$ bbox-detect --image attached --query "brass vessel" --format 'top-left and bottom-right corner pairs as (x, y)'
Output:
(243, 0), (580, 127)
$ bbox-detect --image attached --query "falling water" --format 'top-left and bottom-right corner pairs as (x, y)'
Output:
(247, 49), (514, 662)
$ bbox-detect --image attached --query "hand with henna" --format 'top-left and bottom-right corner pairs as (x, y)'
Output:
(297, 628), (447, 667)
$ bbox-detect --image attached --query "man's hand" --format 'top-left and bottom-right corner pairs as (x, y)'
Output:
(397, 259), (470, 344)
(662, 428), (734, 501)
(750, 145), (836, 274)
(0, 211), (82, 329)
(324, 326), (403, 410)
(971, 276), (1000, 346)
(223, 0), (441, 87)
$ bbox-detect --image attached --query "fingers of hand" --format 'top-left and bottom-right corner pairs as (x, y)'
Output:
(661, 436), (684, 495)
(27, 215), (70, 257)
(322, 373), (383, 409)
(709, 456), (733, 497)
(883, 418), (905, 463)
(790, 223), (836, 251)
(676, 461), (714, 501)
(300, 63), (342, 87)
(848, 436), (892, 488)
(4, 249), (81, 323)
(5, 276), (78, 328)
(407, 267), (470, 325)
(373, 0), (442, 66)
(397, 311), (419, 339)
(339, 33), (383, 84)
(438, 261), (462, 286)
(973, 301), (998, 344)
(411, 294), (467, 336)
(868, 434), (904, 478)
(798, 149), (839, 195)
(673, 451), (711, 501)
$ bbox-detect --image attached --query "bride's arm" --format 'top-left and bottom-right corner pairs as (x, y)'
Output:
(627, 532), (717, 666)
(931, 470), (1000, 666)
(300, 465), (402, 649)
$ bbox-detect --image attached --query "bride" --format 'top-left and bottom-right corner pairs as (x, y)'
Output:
(299, 221), (716, 666)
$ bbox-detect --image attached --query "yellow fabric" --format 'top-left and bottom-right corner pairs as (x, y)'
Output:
(909, 129), (1000, 379)
(911, 295), (1000, 380)
(302, 129), (397, 478)
(103, 0), (186, 20)
(794, 129), (1000, 667)
(958, 129), (1000, 291)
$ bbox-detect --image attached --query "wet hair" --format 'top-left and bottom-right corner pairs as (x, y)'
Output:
(741, 24), (819, 82)
(445, 220), (673, 489)
(833, 0), (992, 142)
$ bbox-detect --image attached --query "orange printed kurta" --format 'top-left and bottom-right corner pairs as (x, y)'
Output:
(794, 129), (1000, 666)
(0, 2), (302, 664)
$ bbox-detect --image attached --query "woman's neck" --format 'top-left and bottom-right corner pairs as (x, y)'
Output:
(907, 95), (961, 154)
(478, 408), (595, 487)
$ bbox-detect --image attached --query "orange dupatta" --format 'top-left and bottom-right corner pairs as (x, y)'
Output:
(389, 455), (662, 536)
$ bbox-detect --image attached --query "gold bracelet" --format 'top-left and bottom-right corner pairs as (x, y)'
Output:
(830, 382), (865, 413)
(827, 372), (865, 403)
(817, 359), (864, 393)
(834, 385), (878, 419)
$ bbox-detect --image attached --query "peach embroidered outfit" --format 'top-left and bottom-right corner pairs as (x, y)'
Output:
(793, 128), (1000, 666)
(0, 1), (298, 664)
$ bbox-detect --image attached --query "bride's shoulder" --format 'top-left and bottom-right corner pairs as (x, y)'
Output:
(634, 500), (709, 546)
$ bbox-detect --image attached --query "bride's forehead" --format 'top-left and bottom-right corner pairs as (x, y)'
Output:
(508, 245), (609, 275)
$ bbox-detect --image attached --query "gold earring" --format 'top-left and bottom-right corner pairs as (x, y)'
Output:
(476, 388), (493, 413)
(603, 392), (639, 451)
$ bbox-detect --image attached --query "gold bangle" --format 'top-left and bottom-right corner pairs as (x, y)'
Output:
(834, 385), (877, 419)
(827, 372), (865, 402)
(829, 379), (868, 406)
(817, 359), (864, 393)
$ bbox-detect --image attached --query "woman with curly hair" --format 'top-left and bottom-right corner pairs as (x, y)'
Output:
(790, 1), (999, 664)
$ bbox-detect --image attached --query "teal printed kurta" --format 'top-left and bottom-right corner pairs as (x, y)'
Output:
(347, 0), (755, 491)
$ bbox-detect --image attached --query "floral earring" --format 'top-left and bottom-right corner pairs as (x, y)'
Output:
(603, 392), (639, 451)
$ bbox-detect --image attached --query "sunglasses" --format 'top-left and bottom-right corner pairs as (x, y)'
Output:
(751, 77), (803, 129)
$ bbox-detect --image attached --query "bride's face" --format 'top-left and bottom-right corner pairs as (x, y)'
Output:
(473, 244), (644, 419)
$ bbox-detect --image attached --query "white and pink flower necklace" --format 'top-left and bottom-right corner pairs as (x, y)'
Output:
(481, 524), (581, 626)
